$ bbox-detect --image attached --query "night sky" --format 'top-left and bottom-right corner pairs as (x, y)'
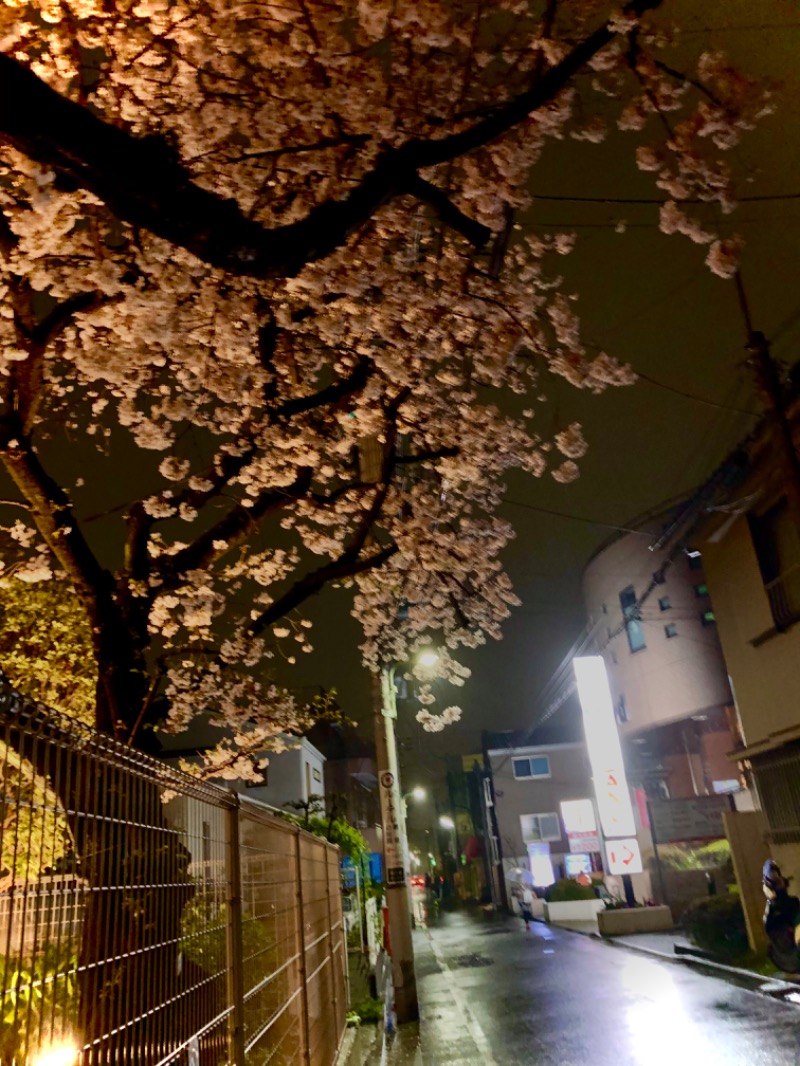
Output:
(292, 2), (800, 796)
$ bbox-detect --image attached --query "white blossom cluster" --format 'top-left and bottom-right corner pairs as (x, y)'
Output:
(0, 1), (771, 748)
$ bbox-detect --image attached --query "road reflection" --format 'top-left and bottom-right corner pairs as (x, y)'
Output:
(621, 955), (730, 1066)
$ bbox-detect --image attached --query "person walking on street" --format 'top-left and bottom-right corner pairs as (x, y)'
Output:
(520, 885), (535, 930)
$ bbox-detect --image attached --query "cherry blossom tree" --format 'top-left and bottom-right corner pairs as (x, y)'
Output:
(0, 1), (772, 759)
(0, 1), (775, 1056)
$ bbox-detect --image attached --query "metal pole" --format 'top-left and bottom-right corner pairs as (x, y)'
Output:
(294, 828), (312, 1065)
(401, 796), (417, 928)
(646, 797), (669, 908)
(224, 794), (246, 1066)
(373, 669), (419, 1024)
(324, 846), (341, 1036)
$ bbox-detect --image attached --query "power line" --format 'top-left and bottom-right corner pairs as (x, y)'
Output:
(502, 497), (652, 536)
(635, 369), (760, 417)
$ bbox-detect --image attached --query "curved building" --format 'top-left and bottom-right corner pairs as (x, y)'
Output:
(582, 507), (740, 800)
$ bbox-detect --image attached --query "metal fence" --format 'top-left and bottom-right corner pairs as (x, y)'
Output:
(0, 676), (347, 1066)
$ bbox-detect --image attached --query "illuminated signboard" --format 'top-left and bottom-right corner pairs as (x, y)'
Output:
(560, 799), (600, 854)
(605, 838), (643, 875)
(573, 656), (636, 839)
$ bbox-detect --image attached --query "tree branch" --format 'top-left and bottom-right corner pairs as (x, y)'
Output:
(401, 175), (491, 247)
(156, 467), (314, 585)
(247, 542), (398, 637)
(277, 356), (372, 418)
(0, 0), (661, 278)
(0, 418), (108, 602)
(395, 445), (459, 465)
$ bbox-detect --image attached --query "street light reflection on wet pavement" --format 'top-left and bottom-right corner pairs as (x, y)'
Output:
(400, 907), (800, 1066)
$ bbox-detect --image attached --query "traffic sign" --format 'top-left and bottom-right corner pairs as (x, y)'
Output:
(605, 838), (643, 875)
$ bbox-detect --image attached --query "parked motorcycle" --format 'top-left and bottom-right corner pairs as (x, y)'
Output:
(763, 859), (800, 973)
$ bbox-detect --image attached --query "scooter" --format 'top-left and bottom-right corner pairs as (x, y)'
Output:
(763, 859), (800, 973)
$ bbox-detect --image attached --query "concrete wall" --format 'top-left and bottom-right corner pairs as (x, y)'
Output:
(649, 866), (729, 922)
(583, 530), (733, 736)
(702, 512), (800, 751)
(723, 809), (770, 953)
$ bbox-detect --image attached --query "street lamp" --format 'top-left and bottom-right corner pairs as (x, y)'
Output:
(374, 649), (439, 1024)
(439, 814), (458, 859)
(404, 786), (426, 803)
(417, 650), (439, 667)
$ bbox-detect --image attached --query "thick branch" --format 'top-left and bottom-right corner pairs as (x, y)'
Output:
(30, 290), (106, 348)
(402, 176), (491, 247)
(0, 0), (661, 278)
(247, 542), (398, 637)
(277, 356), (372, 418)
(0, 418), (107, 602)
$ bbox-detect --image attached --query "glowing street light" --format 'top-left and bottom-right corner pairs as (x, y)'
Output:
(418, 649), (440, 667)
(405, 786), (426, 803)
(439, 815), (455, 830)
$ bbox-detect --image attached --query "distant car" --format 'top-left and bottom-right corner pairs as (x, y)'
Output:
(410, 875), (425, 887)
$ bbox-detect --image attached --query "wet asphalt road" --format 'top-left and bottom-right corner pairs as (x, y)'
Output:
(412, 908), (800, 1066)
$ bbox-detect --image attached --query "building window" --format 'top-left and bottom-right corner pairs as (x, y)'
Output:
(664, 623), (678, 638)
(512, 755), (551, 780)
(658, 596), (671, 611)
(701, 610), (716, 626)
(520, 812), (562, 842)
(615, 695), (628, 724)
(694, 582), (709, 597)
(619, 585), (646, 652)
(749, 498), (800, 630)
(754, 750), (800, 842)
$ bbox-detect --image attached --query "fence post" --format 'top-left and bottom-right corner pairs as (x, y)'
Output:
(225, 793), (246, 1066)
(295, 828), (312, 1065)
(324, 848), (340, 1034)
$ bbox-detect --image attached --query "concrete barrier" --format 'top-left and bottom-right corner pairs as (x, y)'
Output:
(543, 899), (605, 923)
(597, 905), (673, 936)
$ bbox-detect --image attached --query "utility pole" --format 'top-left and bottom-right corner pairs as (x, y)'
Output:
(745, 330), (800, 531)
(736, 275), (800, 531)
(373, 670), (419, 1024)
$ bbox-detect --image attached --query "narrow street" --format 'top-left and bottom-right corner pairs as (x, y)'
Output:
(396, 908), (800, 1066)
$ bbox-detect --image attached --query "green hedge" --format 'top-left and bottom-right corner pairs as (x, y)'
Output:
(545, 878), (597, 903)
(684, 894), (748, 961)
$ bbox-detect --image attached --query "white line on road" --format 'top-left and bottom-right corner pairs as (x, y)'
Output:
(424, 928), (500, 1066)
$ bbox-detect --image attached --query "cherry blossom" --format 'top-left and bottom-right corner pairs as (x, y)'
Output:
(0, 1), (770, 764)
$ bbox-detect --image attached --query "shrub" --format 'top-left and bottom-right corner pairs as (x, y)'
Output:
(684, 894), (748, 961)
(348, 997), (384, 1025)
(545, 878), (597, 903)
(655, 840), (731, 871)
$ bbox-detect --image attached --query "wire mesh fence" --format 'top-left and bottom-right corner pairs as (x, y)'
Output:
(0, 674), (348, 1066)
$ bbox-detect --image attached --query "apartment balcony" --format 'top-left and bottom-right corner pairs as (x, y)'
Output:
(765, 561), (800, 631)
